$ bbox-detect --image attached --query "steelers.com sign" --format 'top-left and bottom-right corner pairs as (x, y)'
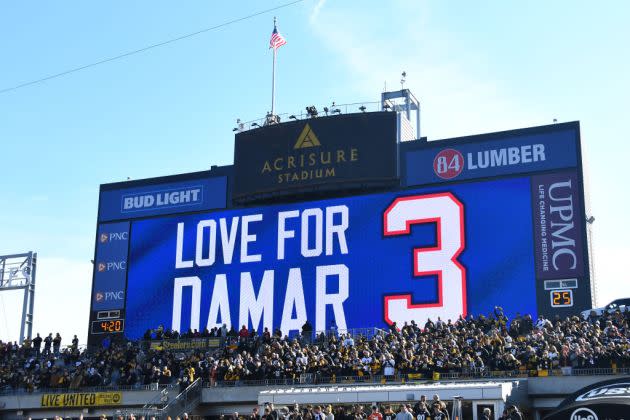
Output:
(123, 166), (589, 339)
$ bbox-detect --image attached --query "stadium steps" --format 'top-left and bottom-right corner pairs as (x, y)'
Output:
(118, 379), (202, 419)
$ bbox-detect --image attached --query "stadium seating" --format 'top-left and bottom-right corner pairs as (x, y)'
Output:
(1, 308), (628, 394)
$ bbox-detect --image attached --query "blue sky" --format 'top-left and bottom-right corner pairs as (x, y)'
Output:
(1, 0), (629, 343)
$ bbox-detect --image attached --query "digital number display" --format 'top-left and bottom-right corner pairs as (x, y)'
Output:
(550, 290), (573, 307)
(91, 319), (125, 334)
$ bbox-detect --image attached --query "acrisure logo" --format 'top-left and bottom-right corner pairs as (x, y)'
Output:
(294, 123), (321, 149)
(570, 407), (598, 420)
(121, 186), (203, 213)
(261, 123), (359, 184)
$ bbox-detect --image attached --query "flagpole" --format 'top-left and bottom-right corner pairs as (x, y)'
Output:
(271, 17), (277, 117)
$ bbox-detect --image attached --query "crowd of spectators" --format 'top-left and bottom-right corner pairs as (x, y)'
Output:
(1, 307), (628, 393)
(227, 399), (524, 420)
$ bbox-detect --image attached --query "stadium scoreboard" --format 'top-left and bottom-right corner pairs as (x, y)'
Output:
(88, 116), (591, 346)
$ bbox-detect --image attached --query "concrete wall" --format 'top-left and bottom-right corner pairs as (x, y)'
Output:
(0, 390), (162, 420)
(1, 375), (627, 419)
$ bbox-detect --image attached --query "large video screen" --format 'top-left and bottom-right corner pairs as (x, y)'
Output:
(120, 171), (587, 339)
(88, 122), (590, 345)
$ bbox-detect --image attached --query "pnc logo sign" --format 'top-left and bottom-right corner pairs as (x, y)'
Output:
(95, 290), (124, 302)
(100, 231), (128, 243)
(294, 123), (321, 149)
(570, 408), (598, 420)
(97, 261), (127, 272)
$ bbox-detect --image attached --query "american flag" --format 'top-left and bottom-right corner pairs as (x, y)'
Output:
(269, 25), (287, 50)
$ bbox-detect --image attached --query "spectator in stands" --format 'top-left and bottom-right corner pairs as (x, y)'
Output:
(368, 405), (382, 420)
(312, 406), (325, 420)
(239, 325), (250, 340)
(481, 407), (492, 420)
(382, 406), (395, 420)
(43, 333), (52, 355)
(507, 405), (522, 420)
(71, 335), (79, 351)
(32, 333), (42, 355)
(324, 405), (334, 420)
(415, 404), (430, 420)
(430, 404), (447, 420)
(395, 405), (412, 420)
(52, 333), (62, 355)
(1, 307), (629, 393)
(302, 320), (313, 343)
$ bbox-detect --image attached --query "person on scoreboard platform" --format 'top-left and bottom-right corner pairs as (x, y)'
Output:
(32, 333), (42, 355)
(43, 333), (52, 355)
(71, 335), (79, 351)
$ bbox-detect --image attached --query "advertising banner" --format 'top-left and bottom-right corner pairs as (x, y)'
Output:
(149, 338), (222, 351)
(124, 176), (556, 339)
(98, 176), (227, 222)
(531, 171), (584, 280)
(404, 125), (578, 186)
(41, 392), (122, 407)
(233, 112), (398, 201)
(92, 221), (129, 310)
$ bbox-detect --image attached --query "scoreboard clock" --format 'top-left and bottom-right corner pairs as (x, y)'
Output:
(91, 319), (125, 334)
(550, 290), (573, 308)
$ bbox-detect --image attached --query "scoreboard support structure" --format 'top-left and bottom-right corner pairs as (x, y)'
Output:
(0, 251), (37, 344)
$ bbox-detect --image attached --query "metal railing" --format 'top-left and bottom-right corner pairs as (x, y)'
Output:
(141, 327), (387, 352)
(206, 367), (630, 388)
(163, 378), (202, 420)
(1, 367), (627, 398)
(116, 379), (202, 420)
(236, 101), (384, 131)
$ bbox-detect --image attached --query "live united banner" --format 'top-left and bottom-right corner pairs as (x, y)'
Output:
(41, 391), (122, 407)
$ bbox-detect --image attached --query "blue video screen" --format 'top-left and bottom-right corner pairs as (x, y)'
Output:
(124, 176), (538, 339)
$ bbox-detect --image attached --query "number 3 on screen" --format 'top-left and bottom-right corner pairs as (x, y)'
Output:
(383, 193), (467, 327)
